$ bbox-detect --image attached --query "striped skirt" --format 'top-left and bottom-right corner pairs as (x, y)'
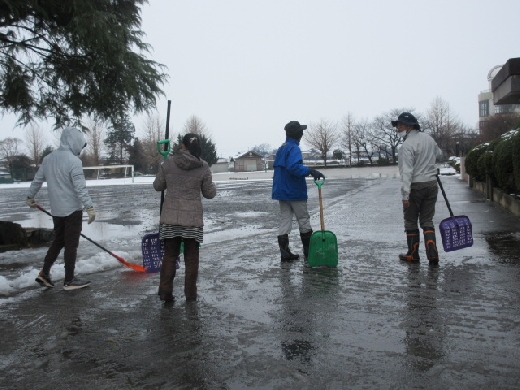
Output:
(159, 224), (204, 243)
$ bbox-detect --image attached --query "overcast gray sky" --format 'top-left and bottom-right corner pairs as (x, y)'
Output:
(1, 0), (519, 158)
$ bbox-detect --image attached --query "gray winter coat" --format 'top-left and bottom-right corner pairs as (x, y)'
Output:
(153, 149), (216, 227)
(398, 130), (443, 200)
(27, 127), (93, 216)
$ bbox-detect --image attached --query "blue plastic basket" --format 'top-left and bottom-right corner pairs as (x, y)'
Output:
(439, 215), (473, 252)
(142, 232), (164, 273)
(436, 173), (473, 252)
(142, 232), (182, 273)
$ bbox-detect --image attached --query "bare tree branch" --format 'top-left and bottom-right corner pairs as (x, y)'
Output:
(304, 119), (339, 167)
(24, 124), (46, 167)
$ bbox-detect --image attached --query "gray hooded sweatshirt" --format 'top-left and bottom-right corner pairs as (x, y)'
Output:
(27, 127), (93, 216)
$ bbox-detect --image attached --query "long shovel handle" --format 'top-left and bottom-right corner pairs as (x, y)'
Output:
(436, 169), (454, 217)
(316, 178), (325, 231)
(36, 205), (146, 272)
(159, 100), (172, 214)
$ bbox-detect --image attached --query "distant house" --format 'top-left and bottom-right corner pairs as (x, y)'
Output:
(265, 153), (276, 170)
(211, 158), (230, 174)
(234, 151), (264, 172)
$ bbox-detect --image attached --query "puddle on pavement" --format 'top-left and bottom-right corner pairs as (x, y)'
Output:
(485, 231), (520, 265)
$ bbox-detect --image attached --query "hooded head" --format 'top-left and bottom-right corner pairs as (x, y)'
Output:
(284, 121), (307, 140)
(60, 127), (87, 156)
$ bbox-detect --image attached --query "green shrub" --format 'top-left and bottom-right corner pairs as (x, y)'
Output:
(465, 143), (488, 182)
(477, 150), (494, 185)
(493, 132), (516, 193)
(511, 130), (520, 192)
(377, 157), (390, 166)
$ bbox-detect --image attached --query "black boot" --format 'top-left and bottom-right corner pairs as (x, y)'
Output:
(399, 229), (420, 262)
(277, 234), (299, 261)
(300, 230), (313, 260)
(423, 228), (439, 264)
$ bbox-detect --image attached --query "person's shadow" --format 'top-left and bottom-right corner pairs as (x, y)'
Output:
(402, 263), (445, 371)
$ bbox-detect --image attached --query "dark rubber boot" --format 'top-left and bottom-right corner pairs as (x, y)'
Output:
(423, 228), (439, 264)
(158, 238), (180, 301)
(300, 230), (313, 260)
(183, 239), (200, 302)
(277, 234), (299, 261)
(399, 229), (420, 262)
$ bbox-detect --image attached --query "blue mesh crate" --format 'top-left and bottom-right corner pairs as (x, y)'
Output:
(439, 215), (473, 252)
(142, 232), (164, 273)
(142, 232), (182, 273)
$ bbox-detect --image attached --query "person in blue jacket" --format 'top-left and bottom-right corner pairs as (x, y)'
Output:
(272, 121), (324, 261)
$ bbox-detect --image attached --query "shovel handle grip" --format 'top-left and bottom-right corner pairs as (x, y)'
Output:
(157, 139), (170, 160)
(314, 177), (325, 189)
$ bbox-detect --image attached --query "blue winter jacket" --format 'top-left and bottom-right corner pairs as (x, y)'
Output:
(272, 137), (311, 201)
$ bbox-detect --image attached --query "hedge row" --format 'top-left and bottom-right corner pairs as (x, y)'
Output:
(465, 129), (520, 193)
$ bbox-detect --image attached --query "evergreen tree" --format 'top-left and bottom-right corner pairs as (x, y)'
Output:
(0, 0), (167, 128)
(128, 137), (145, 172)
(10, 155), (31, 180)
(105, 116), (135, 164)
(172, 134), (218, 166)
(199, 134), (218, 166)
(39, 145), (54, 163)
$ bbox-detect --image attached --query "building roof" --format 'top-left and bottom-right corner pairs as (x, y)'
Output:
(235, 151), (263, 159)
(491, 57), (520, 105)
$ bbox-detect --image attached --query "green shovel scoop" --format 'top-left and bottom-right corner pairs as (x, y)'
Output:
(307, 178), (339, 268)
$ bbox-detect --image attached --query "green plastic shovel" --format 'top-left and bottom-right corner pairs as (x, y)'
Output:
(307, 178), (338, 268)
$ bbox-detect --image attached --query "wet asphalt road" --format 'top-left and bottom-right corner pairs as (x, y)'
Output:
(1, 169), (520, 389)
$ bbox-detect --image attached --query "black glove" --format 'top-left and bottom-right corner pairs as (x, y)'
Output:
(309, 169), (325, 180)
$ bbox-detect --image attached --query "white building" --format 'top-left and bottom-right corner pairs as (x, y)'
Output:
(478, 64), (520, 133)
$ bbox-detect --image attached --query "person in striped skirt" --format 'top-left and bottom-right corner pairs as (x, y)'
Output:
(153, 133), (216, 302)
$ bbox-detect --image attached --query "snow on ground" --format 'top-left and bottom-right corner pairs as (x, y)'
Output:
(0, 251), (124, 294)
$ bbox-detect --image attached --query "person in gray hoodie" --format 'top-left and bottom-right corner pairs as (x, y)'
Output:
(26, 127), (95, 290)
(392, 112), (443, 264)
(153, 133), (216, 302)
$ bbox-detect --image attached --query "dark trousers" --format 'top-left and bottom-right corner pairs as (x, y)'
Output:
(159, 237), (199, 300)
(404, 182), (438, 231)
(42, 210), (83, 281)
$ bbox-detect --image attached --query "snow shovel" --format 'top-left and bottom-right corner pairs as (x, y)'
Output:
(141, 139), (182, 272)
(307, 178), (338, 268)
(141, 100), (181, 272)
(436, 170), (473, 252)
(36, 205), (146, 272)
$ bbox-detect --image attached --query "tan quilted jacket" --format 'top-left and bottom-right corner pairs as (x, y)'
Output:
(153, 150), (216, 227)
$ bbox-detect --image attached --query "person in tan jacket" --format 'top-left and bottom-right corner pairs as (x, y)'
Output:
(153, 133), (216, 302)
